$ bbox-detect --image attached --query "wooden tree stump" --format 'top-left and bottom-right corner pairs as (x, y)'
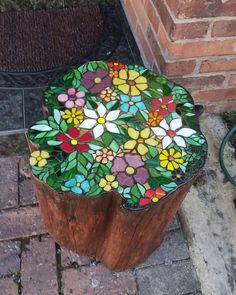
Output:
(27, 61), (207, 271)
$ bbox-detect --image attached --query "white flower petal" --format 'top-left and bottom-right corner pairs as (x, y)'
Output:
(97, 103), (107, 117)
(93, 124), (104, 138)
(162, 136), (172, 149)
(159, 119), (170, 131)
(152, 127), (167, 136)
(84, 109), (97, 119)
(173, 136), (186, 147)
(105, 122), (120, 134)
(176, 128), (196, 137)
(79, 119), (96, 129)
(106, 110), (120, 121)
(170, 118), (182, 131)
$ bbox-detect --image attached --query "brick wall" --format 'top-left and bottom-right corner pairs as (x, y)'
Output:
(121, 0), (236, 113)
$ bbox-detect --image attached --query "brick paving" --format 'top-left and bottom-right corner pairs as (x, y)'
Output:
(0, 155), (202, 295)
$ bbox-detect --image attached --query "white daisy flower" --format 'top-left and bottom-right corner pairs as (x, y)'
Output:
(79, 103), (120, 138)
(152, 116), (196, 149)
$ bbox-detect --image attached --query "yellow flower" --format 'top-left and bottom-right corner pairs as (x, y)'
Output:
(124, 128), (158, 155)
(148, 112), (163, 127)
(100, 87), (117, 102)
(159, 148), (184, 171)
(99, 175), (118, 192)
(29, 150), (50, 167)
(95, 148), (114, 164)
(113, 69), (148, 96)
(62, 108), (84, 125)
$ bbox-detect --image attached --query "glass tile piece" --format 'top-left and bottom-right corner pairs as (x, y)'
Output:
(28, 61), (208, 210)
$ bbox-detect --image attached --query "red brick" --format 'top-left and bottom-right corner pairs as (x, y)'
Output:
(200, 59), (236, 73)
(212, 20), (236, 38)
(124, 0), (137, 30)
(0, 277), (18, 295)
(173, 75), (225, 91)
(0, 241), (21, 276)
(0, 182), (18, 210)
(62, 264), (137, 295)
(158, 22), (236, 59)
(229, 74), (236, 86)
(60, 247), (90, 267)
(0, 206), (46, 241)
(146, 26), (196, 76)
(136, 24), (154, 67)
(152, 0), (209, 40)
(192, 88), (236, 102)
(144, 0), (160, 33)
(165, 0), (236, 18)
(206, 99), (236, 113)
(170, 21), (209, 40)
(132, 0), (148, 32)
(21, 236), (58, 295)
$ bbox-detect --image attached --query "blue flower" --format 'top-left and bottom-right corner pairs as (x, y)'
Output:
(120, 95), (146, 115)
(64, 174), (90, 194)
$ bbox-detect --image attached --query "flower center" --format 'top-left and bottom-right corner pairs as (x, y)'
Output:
(168, 156), (174, 161)
(102, 153), (107, 158)
(36, 156), (42, 161)
(160, 104), (167, 109)
(176, 174), (181, 179)
(126, 166), (135, 175)
(94, 77), (102, 84)
(137, 137), (144, 143)
(97, 117), (106, 124)
(71, 139), (78, 145)
(129, 101), (134, 105)
(152, 197), (159, 203)
(127, 80), (136, 86)
(167, 130), (175, 138)
(76, 182), (81, 187)
(71, 114), (75, 118)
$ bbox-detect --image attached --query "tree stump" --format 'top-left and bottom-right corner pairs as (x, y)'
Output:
(27, 61), (207, 271)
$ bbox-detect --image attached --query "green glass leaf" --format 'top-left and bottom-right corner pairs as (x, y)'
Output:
(110, 140), (119, 152)
(77, 154), (87, 166)
(47, 140), (62, 146)
(88, 184), (102, 197)
(31, 125), (52, 131)
(54, 109), (61, 124)
(65, 159), (77, 171)
(77, 163), (88, 176)
(161, 182), (177, 192)
(60, 121), (68, 133)
(101, 132), (113, 146)
(83, 152), (94, 163)
(68, 151), (77, 162)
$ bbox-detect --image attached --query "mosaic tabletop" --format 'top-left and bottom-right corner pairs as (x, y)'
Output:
(28, 61), (207, 209)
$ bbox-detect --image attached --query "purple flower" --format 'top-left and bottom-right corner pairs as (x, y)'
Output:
(57, 88), (85, 109)
(111, 154), (149, 186)
(81, 68), (112, 93)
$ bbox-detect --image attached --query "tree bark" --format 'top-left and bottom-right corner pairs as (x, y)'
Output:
(31, 173), (196, 271)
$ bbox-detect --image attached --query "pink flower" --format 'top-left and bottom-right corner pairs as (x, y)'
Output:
(111, 154), (149, 186)
(150, 96), (176, 117)
(57, 88), (85, 109)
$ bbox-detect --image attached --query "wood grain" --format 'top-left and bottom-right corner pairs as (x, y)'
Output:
(31, 173), (196, 271)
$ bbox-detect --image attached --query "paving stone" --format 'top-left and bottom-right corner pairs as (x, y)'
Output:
(0, 89), (23, 131)
(137, 229), (189, 269)
(62, 264), (137, 295)
(0, 134), (28, 157)
(136, 259), (201, 295)
(24, 88), (44, 128)
(167, 215), (180, 231)
(0, 156), (19, 183)
(19, 156), (36, 206)
(0, 277), (18, 295)
(0, 206), (46, 241)
(0, 181), (18, 210)
(0, 240), (21, 276)
(61, 247), (91, 268)
(21, 235), (58, 295)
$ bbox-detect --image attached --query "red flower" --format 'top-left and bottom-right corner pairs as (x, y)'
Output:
(139, 187), (166, 206)
(107, 62), (126, 71)
(150, 96), (176, 116)
(57, 127), (93, 153)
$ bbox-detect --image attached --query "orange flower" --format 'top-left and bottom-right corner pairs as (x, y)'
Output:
(148, 112), (163, 127)
(100, 87), (117, 102)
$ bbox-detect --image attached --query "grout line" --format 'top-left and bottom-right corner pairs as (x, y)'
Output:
(55, 243), (63, 295)
(0, 129), (27, 136)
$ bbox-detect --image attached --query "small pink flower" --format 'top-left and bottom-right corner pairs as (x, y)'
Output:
(57, 88), (85, 109)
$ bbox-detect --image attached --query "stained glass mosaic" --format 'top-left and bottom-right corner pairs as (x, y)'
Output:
(28, 61), (207, 209)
